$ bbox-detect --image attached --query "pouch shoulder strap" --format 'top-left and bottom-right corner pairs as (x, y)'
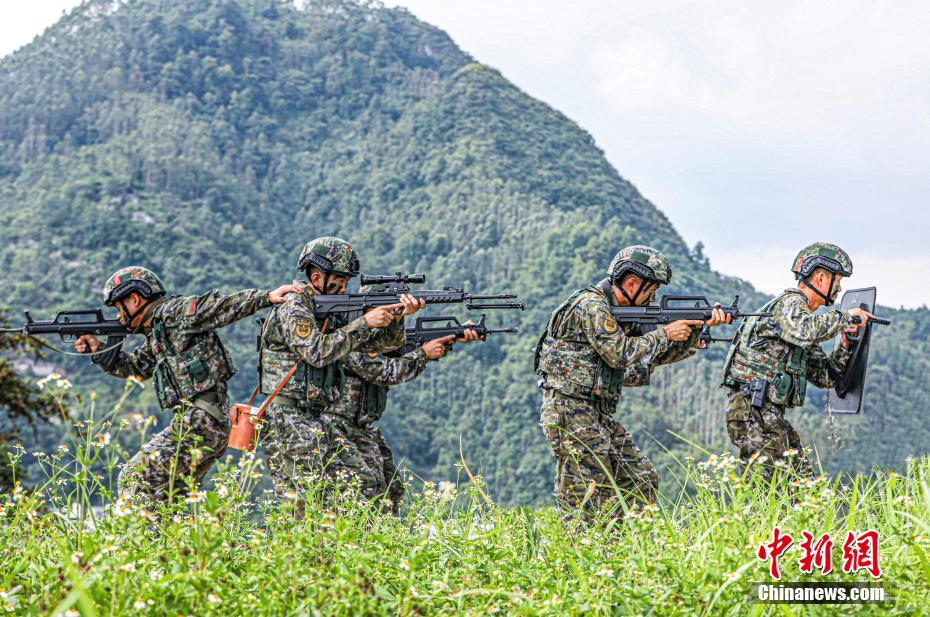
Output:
(255, 362), (302, 422)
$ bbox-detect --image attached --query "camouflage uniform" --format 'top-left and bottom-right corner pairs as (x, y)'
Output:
(94, 267), (272, 503)
(320, 348), (429, 511)
(257, 238), (405, 501)
(722, 290), (852, 477)
(536, 247), (701, 519)
(722, 243), (854, 477)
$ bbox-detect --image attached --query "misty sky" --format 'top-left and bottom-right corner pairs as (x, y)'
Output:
(3, 1), (928, 308)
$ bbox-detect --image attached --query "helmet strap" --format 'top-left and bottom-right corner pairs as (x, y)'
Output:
(618, 276), (647, 306)
(321, 272), (331, 295)
(306, 269), (326, 295)
(801, 272), (837, 307)
(120, 295), (163, 329)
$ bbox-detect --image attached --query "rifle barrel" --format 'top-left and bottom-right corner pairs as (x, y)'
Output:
(466, 301), (525, 310)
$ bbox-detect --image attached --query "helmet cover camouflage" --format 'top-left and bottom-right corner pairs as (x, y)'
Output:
(297, 237), (360, 278)
(608, 245), (672, 285)
(791, 242), (853, 279)
(102, 266), (166, 306)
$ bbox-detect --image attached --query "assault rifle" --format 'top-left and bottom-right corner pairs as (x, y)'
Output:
(314, 272), (525, 319)
(389, 314), (518, 356)
(0, 309), (129, 356)
(0, 309), (127, 342)
(610, 294), (771, 326)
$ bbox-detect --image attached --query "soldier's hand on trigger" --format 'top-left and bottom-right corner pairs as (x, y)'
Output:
(703, 304), (732, 327)
(395, 293), (425, 320)
(268, 283), (305, 303)
(422, 335), (456, 360)
(456, 320), (483, 343)
(74, 334), (102, 354)
(365, 303), (406, 329)
(664, 320), (704, 342)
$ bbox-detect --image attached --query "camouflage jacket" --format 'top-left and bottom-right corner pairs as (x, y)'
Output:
(723, 288), (852, 407)
(324, 347), (429, 424)
(258, 283), (405, 404)
(95, 288), (272, 408)
(536, 281), (701, 401)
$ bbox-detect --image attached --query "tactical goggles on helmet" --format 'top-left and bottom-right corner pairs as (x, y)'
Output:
(610, 261), (670, 286)
(105, 280), (164, 306)
(794, 256), (851, 279)
(297, 252), (361, 278)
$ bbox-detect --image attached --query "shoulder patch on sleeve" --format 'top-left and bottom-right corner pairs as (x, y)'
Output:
(295, 318), (312, 338)
(186, 299), (198, 316)
(600, 313), (619, 333)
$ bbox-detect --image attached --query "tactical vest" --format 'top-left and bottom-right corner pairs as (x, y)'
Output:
(722, 291), (811, 407)
(149, 306), (235, 409)
(257, 290), (343, 406)
(342, 371), (388, 425)
(534, 286), (626, 401)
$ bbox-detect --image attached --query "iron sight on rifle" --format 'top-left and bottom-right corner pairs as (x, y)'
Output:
(313, 272), (525, 319)
(389, 314), (518, 356)
(0, 309), (127, 342)
(609, 294), (771, 325)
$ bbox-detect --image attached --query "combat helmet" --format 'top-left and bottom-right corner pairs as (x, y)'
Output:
(103, 266), (166, 306)
(608, 245), (671, 304)
(297, 236), (360, 278)
(792, 242), (853, 279)
(791, 242), (852, 306)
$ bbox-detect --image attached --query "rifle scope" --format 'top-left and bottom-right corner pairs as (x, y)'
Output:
(360, 272), (426, 285)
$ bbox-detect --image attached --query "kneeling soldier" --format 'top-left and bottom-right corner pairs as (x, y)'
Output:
(257, 237), (422, 511)
(75, 267), (299, 503)
(722, 242), (874, 478)
(322, 324), (481, 513)
(536, 246), (731, 521)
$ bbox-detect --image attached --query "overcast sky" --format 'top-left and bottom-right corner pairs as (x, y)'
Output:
(3, 1), (928, 308)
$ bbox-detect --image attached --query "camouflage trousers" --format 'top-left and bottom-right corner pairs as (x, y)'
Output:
(261, 405), (403, 511)
(324, 416), (404, 512)
(261, 402), (328, 499)
(119, 403), (230, 504)
(725, 388), (814, 479)
(539, 388), (658, 520)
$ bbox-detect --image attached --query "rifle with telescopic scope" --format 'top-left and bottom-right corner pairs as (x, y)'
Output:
(312, 272), (525, 319)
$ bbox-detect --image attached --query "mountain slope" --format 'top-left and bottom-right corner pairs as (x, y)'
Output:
(1, 0), (927, 504)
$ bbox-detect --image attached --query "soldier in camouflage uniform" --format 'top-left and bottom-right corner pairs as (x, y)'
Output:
(536, 246), (732, 520)
(256, 237), (423, 511)
(322, 308), (482, 513)
(722, 242), (875, 478)
(75, 267), (300, 503)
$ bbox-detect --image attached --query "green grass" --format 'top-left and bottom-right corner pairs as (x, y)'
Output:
(1, 378), (927, 615)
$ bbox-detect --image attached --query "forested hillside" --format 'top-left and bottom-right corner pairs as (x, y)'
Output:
(1, 0), (927, 505)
